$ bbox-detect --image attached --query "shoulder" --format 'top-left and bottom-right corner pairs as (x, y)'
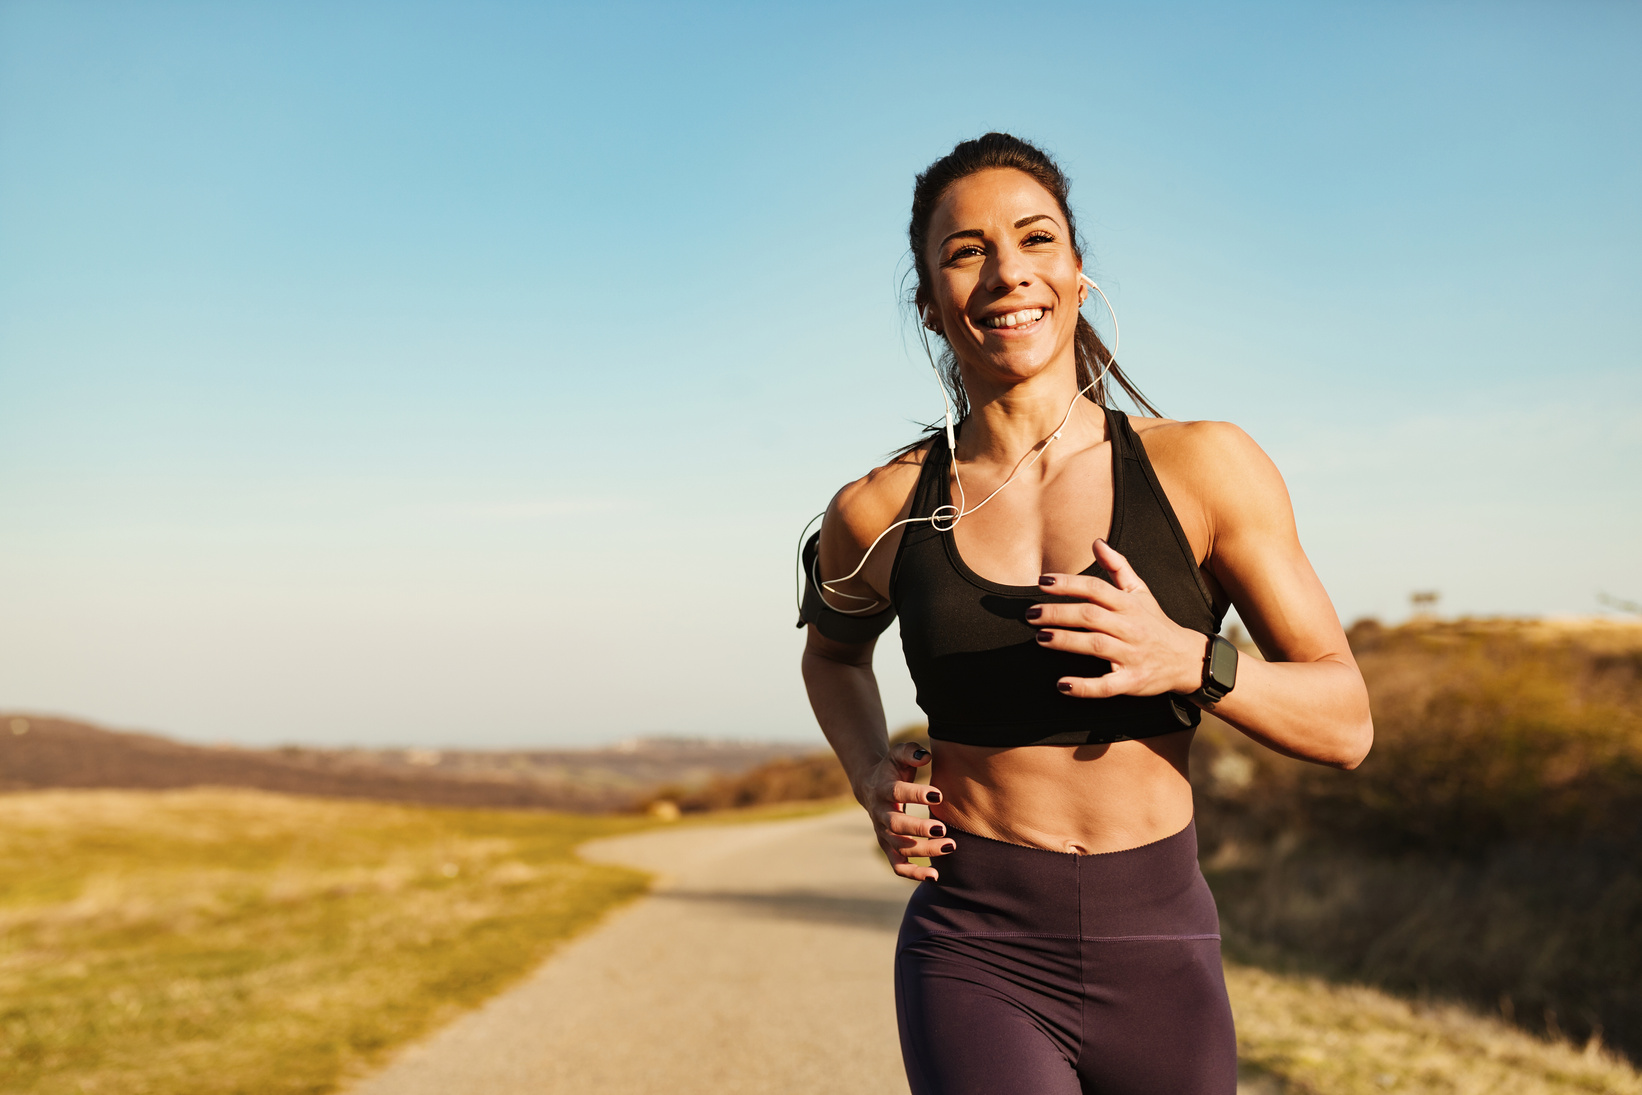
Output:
(1127, 415), (1295, 532)
(1130, 416), (1277, 480)
(825, 440), (932, 551)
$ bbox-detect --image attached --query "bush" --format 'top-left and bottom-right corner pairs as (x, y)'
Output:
(1194, 618), (1642, 1060)
(638, 754), (851, 814)
(1199, 619), (1642, 854)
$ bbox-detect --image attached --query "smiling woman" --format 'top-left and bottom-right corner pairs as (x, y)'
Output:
(798, 133), (1374, 1095)
(906, 139), (1156, 429)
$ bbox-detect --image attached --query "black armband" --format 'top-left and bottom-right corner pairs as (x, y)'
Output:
(796, 531), (897, 643)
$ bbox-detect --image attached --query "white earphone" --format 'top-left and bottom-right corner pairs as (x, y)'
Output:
(801, 272), (1121, 615)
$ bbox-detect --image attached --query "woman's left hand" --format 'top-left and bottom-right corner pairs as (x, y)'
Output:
(1027, 538), (1208, 699)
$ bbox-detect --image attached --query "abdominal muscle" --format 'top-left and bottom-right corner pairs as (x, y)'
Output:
(927, 730), (1197, 855)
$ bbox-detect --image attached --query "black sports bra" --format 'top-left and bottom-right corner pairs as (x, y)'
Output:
(890, 407), (1225, 747)
(797, 408), (1226, 747)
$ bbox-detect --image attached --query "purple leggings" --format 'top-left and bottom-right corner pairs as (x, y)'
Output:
(895, 820), (1237, 1095)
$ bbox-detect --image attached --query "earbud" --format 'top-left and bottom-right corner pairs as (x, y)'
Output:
(1077, 271), (1095, 306)
(1077, 273), (1120, 350)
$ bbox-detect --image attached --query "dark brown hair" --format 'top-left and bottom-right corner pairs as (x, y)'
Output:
(907, 132), (1159, 429)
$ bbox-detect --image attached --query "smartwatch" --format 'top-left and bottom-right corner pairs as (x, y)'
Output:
(1190, 634), (1239, 705)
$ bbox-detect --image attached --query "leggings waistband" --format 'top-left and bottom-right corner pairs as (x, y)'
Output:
(908, 819), (1217, 940)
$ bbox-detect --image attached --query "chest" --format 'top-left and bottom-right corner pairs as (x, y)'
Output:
(946, 446), (1118, 587)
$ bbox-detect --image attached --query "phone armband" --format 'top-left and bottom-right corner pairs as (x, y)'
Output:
(796, 531), (896, 643)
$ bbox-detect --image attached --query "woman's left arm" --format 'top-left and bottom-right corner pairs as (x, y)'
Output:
(1031, 422), (1373, 769)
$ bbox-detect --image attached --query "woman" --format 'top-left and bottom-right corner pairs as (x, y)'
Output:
(799, 133), (1372, 1095)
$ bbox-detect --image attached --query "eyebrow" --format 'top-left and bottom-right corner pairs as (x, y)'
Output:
(938, 214), (1062, 251)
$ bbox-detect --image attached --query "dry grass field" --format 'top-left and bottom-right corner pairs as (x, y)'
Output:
(1226, 962), (1642, 1094)
(2, 785), (1639, 1094)
(1197, 617), (1642, 1064)
(0, 789), (655, 1095)
(5, 617), (1639, 1093)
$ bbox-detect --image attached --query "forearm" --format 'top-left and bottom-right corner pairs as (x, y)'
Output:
(1202, 651), (1372, 769)
(800, 650), (894, 801)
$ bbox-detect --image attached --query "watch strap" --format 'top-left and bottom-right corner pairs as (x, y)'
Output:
(1190, 634), (1239, 705)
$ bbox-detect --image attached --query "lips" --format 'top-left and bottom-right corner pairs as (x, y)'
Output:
(981, 307), (1047, 330)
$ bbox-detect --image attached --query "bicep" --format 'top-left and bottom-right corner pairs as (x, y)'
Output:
(803, 626), (878, 669)
(814, 447), (927, 608)
(1204, 433), (1352, 666)
(817, 494), (889, 608)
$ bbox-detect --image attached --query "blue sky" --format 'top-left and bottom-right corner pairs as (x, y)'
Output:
(2, 1), (1638, 747)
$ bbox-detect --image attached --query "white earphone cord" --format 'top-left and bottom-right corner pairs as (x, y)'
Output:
(806, 276), (1120, 616)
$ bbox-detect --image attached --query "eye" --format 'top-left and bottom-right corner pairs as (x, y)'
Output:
(942, 243), (985, 264)
(1023, 231), (1056, 246)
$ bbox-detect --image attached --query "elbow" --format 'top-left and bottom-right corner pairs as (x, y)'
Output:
(1330, 714), (1374, 771)
(1323, 674), (1374, 771)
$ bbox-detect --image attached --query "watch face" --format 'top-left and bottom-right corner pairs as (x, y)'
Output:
(1209, 636), (1239, 691)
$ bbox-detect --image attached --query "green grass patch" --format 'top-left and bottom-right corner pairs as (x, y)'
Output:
(0, 788), (658, 1095)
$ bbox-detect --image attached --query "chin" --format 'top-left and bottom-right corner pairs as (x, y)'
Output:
(974, 347), (1058, 382)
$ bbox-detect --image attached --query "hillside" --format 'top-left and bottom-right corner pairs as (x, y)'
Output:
(0, 714), (811, 812)
(1195, 614), (1642, 1062)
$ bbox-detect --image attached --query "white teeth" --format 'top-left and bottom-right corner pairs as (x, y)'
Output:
(985, 308), (1045, 329)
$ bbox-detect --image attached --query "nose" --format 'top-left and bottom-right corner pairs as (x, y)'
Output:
(984, 242), (1033, 295)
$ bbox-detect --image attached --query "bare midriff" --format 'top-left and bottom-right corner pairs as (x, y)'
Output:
(927, 729), (1196, 855)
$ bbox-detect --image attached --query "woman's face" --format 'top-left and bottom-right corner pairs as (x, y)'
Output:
(923, 168), (1085, 391)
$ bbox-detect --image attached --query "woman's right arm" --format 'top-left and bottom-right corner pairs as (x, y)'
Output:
(801, 630), (951, 881)
(800, 455), (951, 881)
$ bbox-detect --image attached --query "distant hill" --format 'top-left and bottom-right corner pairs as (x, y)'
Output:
(0, 714), (813, 813)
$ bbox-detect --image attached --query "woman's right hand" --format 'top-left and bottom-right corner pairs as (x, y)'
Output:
(859, 742), (954, 882)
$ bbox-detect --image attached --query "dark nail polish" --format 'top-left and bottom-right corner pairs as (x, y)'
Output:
(1024, 606), (1042, 621)
(912, 747), (929, 760)
(926, 791), (942, 804)
(1037, 630), (1053, 643)
(1038, 575), (1056, 586)
(1057, 681), (1073, 693)
(941, 843), (956, 854)
(930, 824), (946, 837)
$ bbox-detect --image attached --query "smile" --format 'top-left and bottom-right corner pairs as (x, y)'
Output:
(981, 308), (1047, 330)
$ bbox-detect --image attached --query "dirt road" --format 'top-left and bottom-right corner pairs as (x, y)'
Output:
(349, 807), (913, 1095)
(347, 806), (1642, 1095)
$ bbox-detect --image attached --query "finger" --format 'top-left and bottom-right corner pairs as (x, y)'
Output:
(890, 780), (943, 807)
(885, 812), (951, 840)
(878, 842), (933, 881)
(1026, 601), (1132, 637)
(1035, 626), (1122, 661)
(883, 829), (958, 858)
(1056, 670), (1137, 700)
(1037, 571), (1128, 609)
(893, 860), (940, 882)
(1092, 538), (1152, 598)
(892, 741), (932, 770)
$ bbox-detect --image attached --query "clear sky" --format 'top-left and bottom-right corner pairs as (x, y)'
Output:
(2, 1), (1638, 747)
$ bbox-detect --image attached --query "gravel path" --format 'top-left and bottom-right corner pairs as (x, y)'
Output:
(349, 807), (914, 1095)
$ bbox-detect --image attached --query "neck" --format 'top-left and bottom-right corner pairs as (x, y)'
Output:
(957, 361), (1104, 466)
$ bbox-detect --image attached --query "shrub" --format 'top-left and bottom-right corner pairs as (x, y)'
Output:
(1194, 618), (1642, 1060)
(1198, 619), (1642, 854)
(638, 754), (850, 814)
